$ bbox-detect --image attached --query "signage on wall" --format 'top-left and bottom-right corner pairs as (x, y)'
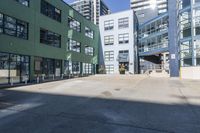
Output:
(171, 54), (176, 59)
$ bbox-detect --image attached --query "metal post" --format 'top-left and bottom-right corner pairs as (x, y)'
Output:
(37, 77), (39, 84)
(10, 78), (13, 86)
(42, 75), (45, 81)
(53, 75), (55, 80)
(25, 77), (28, 85)
(61, 74), (64, 79)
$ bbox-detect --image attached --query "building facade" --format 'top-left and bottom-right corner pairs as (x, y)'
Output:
(138, 13), (169, 74)
(176, 0), (200, 79)
(137, 0), (200, 79)
(70, 0), (110, 25)
(130, 0), (168, 24)
(99, 10), (138, 74)
(0, 0), (100, 86)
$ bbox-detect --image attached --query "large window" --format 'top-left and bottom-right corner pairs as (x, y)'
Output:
(68, 16), (81, 32)
(195, 40), (200, 66)
(41, 0), (61, 22)
(119, 33), (129, 44)
(64, 61), (80, 75)
(85, 27), (94, 39)
(68, 39), (81, 53)
(179, 10), (191, 38)
(104, 51), (114, 61)
(180, 41), (193, 66)
(72, 61), (80, 74)
(83, 63), (93, 75)
(0, 52), (30, 85)
(104, 35), (114, 45)
(118, 17), (129, 29)
(34, 57), (61, 78)
(194, 8), (200, 36)
(40, 28), (61, 48)
(105, 65), (114, 74)
(16, 0), (29, 7)
(85, 45), (94, 56)
(104, 20), (114, 31)
(0, 13), (28, 39)
(0, 13), (3, 33)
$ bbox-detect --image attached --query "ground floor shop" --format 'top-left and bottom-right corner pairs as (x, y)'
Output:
(0, 52), (96, 86)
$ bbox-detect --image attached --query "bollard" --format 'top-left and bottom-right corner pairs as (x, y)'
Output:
(37, 77), (39, 84)
(25, 78), (28, 85)
(69, 74), (70, 79)
(53, 75), (55, 80)
(42, 75), (45, 81)
(10, 78), (13, 86)
(61, 74), (64, 79)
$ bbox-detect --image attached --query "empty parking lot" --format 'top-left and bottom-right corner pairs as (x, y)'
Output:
(0, 75), (200, 133)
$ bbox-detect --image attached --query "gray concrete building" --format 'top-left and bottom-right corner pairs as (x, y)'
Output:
(130, 0), (168, 24)
(70, 0), (110, 25)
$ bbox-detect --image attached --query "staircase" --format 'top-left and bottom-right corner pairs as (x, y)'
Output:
(149, 69), (169, 78)
(144, 64), (170, 78)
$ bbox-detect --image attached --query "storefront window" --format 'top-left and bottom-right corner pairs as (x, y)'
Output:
(34, 57), (61, 79)
(0, 52), (29, 85)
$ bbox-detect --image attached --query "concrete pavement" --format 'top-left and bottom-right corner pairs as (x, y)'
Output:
(0, 75), (200, 133)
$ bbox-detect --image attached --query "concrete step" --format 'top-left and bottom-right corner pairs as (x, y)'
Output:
(149, 70), (170, 78)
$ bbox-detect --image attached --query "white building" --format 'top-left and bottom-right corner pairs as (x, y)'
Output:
(99, 10), (138, 74)
(130, 0), (168, 24)
(70, 0), (110, 25)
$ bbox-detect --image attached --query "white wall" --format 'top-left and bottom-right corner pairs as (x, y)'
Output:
(99, 10), (136, 74)
(181, 67), (200, 80)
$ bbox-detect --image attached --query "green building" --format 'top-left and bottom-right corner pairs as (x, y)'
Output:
(0, 0), (100, 85)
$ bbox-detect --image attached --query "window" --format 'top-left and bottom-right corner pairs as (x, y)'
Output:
(104, 20), (114, 31)
(83, 63), (93, 74)
(195, 8), (200, 35)
(119, 33), (129, 44)
(85, 45), (94, 56)
(68, 39), (81, 53)
(104, 51), (114, 61)
(16, 0), (29, 7)
(104, 35), (114, 45)
(118, 50), (129, 62)
(105, 65), (114, 74)
(72, 61), (80, 74)
(0, 14), (28, 39)
(0, 13), (3, 33)
(85, 27), (94, 39)
(180, 11), (191, 38)
(180, 40), (193, 67)
(138, 13), (145, 18)
(68, 16), (81, 32)
(40, 28), (61, 48)
(34, 57), (61, 78)
(41, 0), (61, 22)
(118, 17), (129, 29)
(0, 52), (30, 84)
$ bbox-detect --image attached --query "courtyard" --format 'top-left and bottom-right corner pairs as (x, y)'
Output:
(0, 75), (200, 133)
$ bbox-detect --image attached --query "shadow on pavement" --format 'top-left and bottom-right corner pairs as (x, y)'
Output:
(0, 89), (200, 133)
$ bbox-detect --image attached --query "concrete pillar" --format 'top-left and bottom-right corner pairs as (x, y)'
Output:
(30, 56), (35, 82)
(168, 0), (180, 77)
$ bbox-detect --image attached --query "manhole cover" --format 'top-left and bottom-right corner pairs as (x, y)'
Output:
(114, 88), (121, 91)
(102, 91), (112, 97)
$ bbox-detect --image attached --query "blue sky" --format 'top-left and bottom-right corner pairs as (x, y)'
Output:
(63, 0), (130, 13)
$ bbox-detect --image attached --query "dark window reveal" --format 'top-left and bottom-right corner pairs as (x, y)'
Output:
(0, 13), (28, 40)
(16, 0), (29, 7)
(40, 28), (61, 48)
(41, 0), (61, 22)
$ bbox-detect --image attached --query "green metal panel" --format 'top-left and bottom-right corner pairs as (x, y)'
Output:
(0, 0), (100, 80)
